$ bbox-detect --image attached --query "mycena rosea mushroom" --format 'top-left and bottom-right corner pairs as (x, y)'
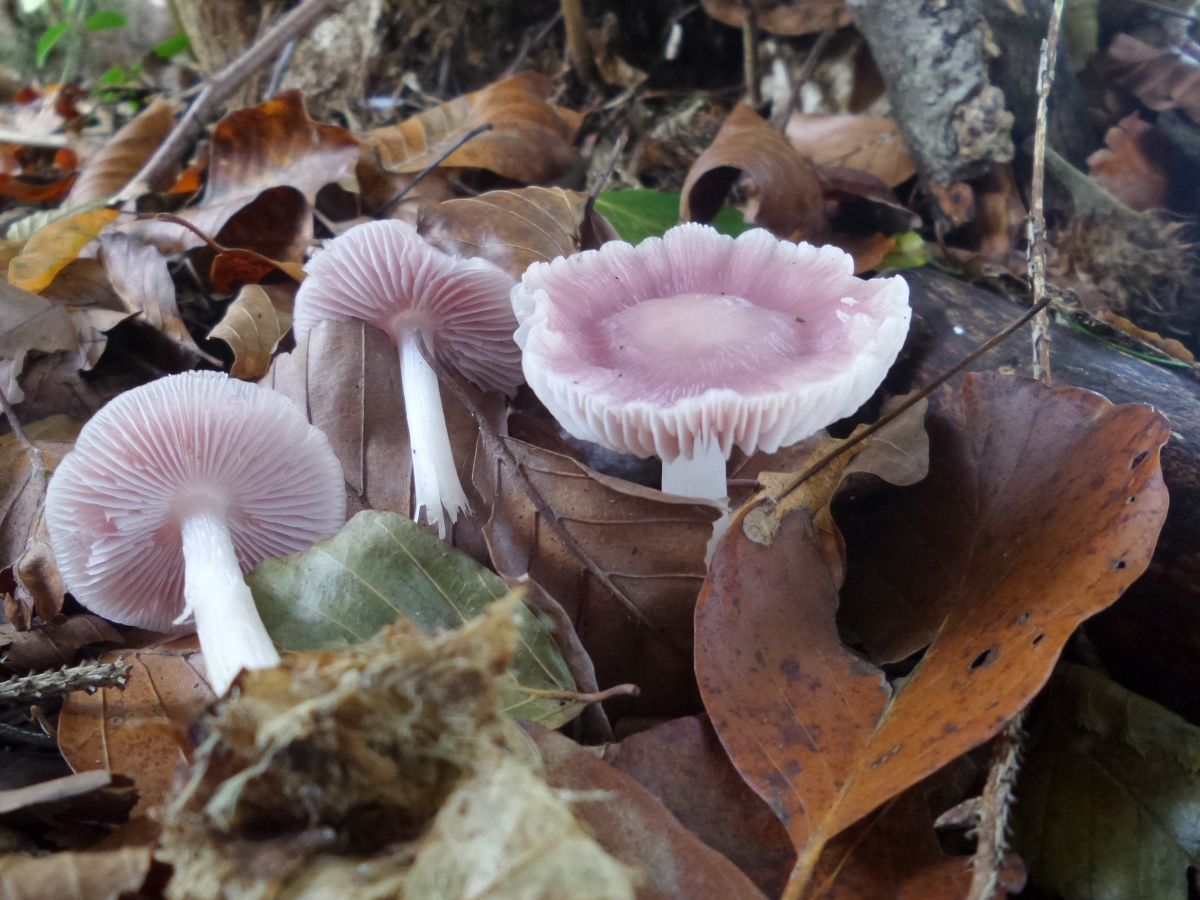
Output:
(292, 219), (522, 537)
(45, 371), (345, 695)
(511, 223), (911, 502)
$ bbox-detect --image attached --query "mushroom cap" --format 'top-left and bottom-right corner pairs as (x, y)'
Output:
(45, 372), (346, 632)
(292, 219), (523, 394)
(512, 223), (911, 461)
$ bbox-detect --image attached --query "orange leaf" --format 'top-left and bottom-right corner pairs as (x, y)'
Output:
(7, 208), (118, 293)
(682, 103), (827, 241)
(1087, 112), (1169, 212)
(695, 373), (1169, 895)
(363, 72), (582, 185)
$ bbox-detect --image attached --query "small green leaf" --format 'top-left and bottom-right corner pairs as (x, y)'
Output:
(1015, 664), (1200, 900)
(248, 510), (583, 728)
(594, 189), (750, 245)
(877, 230), (930, 271)
(96, 66), (126, 87)
(152, 32), (190, 60)
(83, 10), (126, 31)
(35, 21), (71, 68)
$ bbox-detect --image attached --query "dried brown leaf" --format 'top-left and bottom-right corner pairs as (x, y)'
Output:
(786, 114), (916, 188)
(695, 374), (1170, 894)
(1087, 112), (1170, 212)
(363, 72), (583, 185)
(1109, 33), (1200, 122)
(0, 284), (77, 405)
(0, 615), (122, 672)
(682, 103), (827, 241)
(530, 725), (766, 899)
(57, 640), (214, 816)
(65, 99), (174, 207)
(209, 284), (292, 380)
(0, 847), (153, 899)
(700, 0), (850, 35)
(476, 436), (719, 718)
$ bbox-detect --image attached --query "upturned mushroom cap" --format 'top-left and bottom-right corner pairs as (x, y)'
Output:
(512, 223), (911, 461)
(293, 219), (523, 394)
(45, 372), (345, 632)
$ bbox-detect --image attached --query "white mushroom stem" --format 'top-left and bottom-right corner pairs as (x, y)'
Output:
(399, 331), (470, 539)
(180, 512), (281, 695)
(661, 441), (732, 563)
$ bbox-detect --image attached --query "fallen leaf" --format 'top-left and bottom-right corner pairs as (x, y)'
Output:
(249, 510), (583, 728)
(363, 72), (583, 185)
(682, 103), (827, 241)
(0, 418), (76, 574)
(786, 114), (916, 187)
(695, 373), (1169, 894)
(593, 189), (749, 245)
(0, 847), (153, 900)
(0, 285), (77, 404)
(98, 232), (217, 363)
(0, 173), (76, 204)
(406, 757), (637, 899)
(208, 284), (292, 380)
(7, 208), (118, 294)
(530, 725), (767, 899)
(57, 640), (214, 816)
(1097, 309), (1195, 363)
(1109, 33), (1200, 123)
(64, 99), (174, 206)
(418, 186), (598, 279)
(0, 615), (122, 672)
(1014, 664), (1200, 900)
(700, 0), (850, 35)
(476, 435), (720, 719)
(602, 716), (795, 895)
(1087, 112), (1170, 211)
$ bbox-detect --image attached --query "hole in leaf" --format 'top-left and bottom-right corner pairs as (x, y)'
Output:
(969, 647), (998, 671)
(1131, 451), (1149, 469)
(1031, 633), (1045, 647)
(1128, 496), (1137, 504)
(1114, 559), (1127, 570)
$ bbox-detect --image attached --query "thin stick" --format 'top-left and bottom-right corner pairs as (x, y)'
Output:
(766, 293), (1053, 508)
(0, 130), (69, 148)
(777, 23), (836, 130)
(1027, 0), (1064, 385)
(380, 122), (495, 216)
(560, 0), (600, 87)
(966, 710), (1027, 900)
(263, 39), (299, 101)
(516, 683), (640, 704)
(417, 340), (692, 662)
(741, 1), (762, 106)
(0, 660), (130, 705)
(116, 0), (347, 201)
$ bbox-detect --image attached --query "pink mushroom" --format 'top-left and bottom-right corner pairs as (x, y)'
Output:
(292, 219), (522, 537)
(511, 223), (911, 502)
(45, 371), (345, 694)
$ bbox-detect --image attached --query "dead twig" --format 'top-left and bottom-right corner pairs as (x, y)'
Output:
(516, 683), (640, 705)
(1027, 0), (1065, 385)
(965, 711), (1028, 900)
(741, 1), (762, 106)
(417, 340), (693, 664)
(0, 660), (130, 705)
(116, 0), (348, 202)
(775, 23), (836, 130)
(380, 122), (495, 216)
(561, 0), (601, 88)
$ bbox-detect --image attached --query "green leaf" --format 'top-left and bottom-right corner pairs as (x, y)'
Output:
(83, 10), (126, 31)
(152, 32), (190, 60)
(96, 66), (126, 87)
(35, 21), (71, 68)
(248, 510), (583, 728)
(594, 189), (750, 245)
(1014, 663), (1200, 900)
(877, 230), (930, 271)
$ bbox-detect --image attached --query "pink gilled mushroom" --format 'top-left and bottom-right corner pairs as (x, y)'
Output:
(511, 223), (911, 503)
(292, 219), (522, 538)
(45, 372), (345, 695)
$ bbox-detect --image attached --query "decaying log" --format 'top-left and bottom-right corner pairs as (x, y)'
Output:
(897, 269), (1200, 721)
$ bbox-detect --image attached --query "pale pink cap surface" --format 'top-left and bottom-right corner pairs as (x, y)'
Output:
(293, 219), (523, 394)
(512, 224), (911, 461)
(45, 372), (346, 632)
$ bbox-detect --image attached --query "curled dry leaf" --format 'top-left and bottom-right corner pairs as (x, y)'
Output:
(0, 848), (153, 900)
(363, 72), (583, 185)
(98, 232), (217, 364)
(418, 186), (602, 279)
(265, 320), (500, 561)
(786, 114), (917, 188)
(699, 0), (850, 35)
(530, 725), (767, 899)
(57, 640), (214, 816)
(0, 614), (122, 672)
(602, 716), (795, 896)
(682, 103), (827, 242)
(695, 374), (1169, 895)
(208, 284), (292, 380)
(1086, 112), (1169, 212)
(63, 99), (174, 207)
(476, 435), (720, 718)
(7, 208), (118, 294)
(0, 286), (77, 405)
(1108, 33), (1200, 123)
